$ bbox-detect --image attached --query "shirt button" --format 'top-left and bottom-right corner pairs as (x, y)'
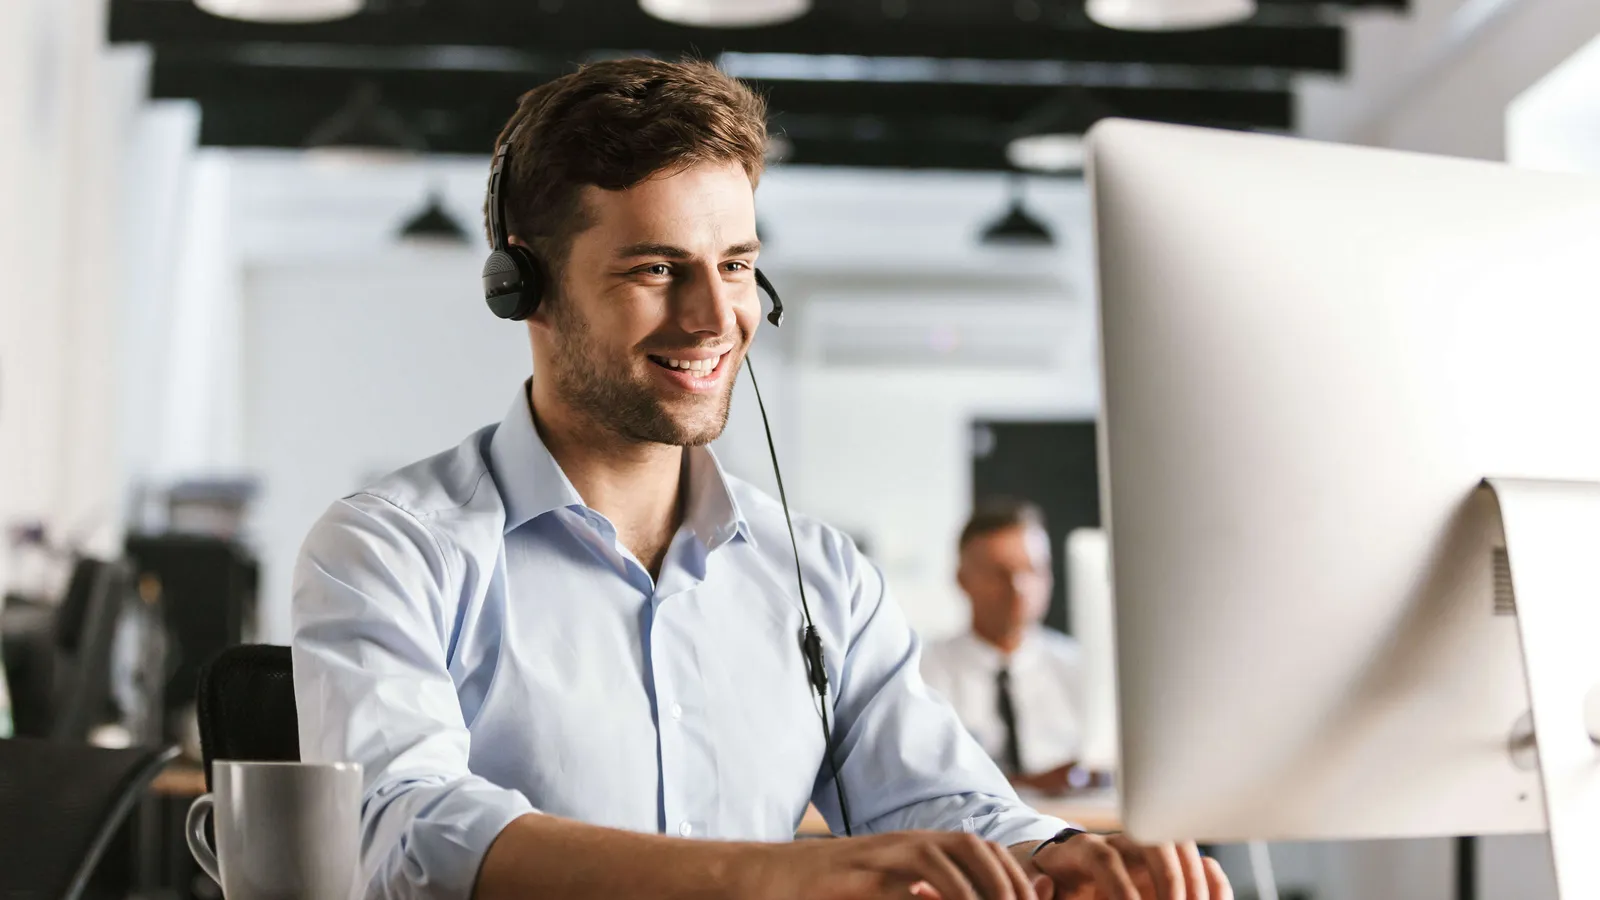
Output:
(670, 703), (683, 721)
(679, 821), (693, 837)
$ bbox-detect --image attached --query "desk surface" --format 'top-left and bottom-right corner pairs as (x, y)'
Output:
(153, 761), (207, 797)
(797, 790), (1121, 836)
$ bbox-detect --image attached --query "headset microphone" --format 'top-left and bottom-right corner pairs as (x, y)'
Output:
(485, 126), (846, 835)
(755, 268), (784, 328)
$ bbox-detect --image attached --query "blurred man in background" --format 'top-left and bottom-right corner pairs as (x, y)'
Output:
(923, 499), (1101, 797)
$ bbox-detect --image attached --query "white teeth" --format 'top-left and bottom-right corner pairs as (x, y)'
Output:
(661, 355), (719, 374)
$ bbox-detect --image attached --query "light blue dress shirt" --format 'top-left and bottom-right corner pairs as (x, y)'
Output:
(292, 386), (1068, 900)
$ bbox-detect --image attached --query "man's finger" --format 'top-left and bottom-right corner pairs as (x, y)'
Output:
(1073, 834), (1142, 900)
(1177, 844), (1210, 900)
(1203, 857), (1233, 900)
(985, 840), (1036, 900)
(912, 843), (982, 900)
(938, 834), (1017, 900)
(1111, 835), (1183, 900)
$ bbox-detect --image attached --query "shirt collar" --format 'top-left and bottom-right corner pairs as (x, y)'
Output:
(685, 440), (755, 551)
(957, 627), (1045, 671)
(489, 384), (587, 533)
(488, 382), (754, 549)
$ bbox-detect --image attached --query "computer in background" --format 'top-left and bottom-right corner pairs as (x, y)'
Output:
(1065, 527), (1117, 774)
(1088, 119), (1600, 898)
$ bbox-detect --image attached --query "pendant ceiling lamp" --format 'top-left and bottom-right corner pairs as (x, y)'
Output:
(980, 177), (1056, 248)
(194, 0), (363, 23)
(639, 0), (810, 28)
(1086, 0), (1256, 31)
(399, 191), (470, 246)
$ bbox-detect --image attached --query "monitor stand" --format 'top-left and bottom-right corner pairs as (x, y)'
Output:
(1482, 478), (1600, 900)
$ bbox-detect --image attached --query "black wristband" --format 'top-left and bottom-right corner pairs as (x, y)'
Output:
(1030, 827), (1089, 859)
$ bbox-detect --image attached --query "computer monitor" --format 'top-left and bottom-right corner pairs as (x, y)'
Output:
(1065, 527), (1117, 773)
(1088, 119), (1600, 851)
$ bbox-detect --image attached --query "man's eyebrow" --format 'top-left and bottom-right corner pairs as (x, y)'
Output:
(614, 242), (692, 260)
(613, 240), (763, 260)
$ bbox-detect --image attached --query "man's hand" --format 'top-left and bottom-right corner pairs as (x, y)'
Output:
(742, 830), (1053, 900)
(1009, 763), (1106, 797)
(1011, 833), (1232, 900)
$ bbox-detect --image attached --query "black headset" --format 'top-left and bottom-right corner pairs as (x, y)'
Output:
(482, 123), (784, 328)
(481, 122), (846, 834)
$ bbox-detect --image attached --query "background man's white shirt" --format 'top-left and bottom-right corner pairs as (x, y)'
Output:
(920, 627), (1086, 775)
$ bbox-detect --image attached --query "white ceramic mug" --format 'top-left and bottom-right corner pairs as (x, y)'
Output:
(186, 760), (362, 900)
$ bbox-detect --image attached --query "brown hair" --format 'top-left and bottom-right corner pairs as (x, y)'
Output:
(959, 497), (1047, 551)
(485, 57), (768, 287)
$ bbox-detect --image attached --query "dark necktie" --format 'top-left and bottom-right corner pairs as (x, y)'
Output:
(996, 666), (1024, 776)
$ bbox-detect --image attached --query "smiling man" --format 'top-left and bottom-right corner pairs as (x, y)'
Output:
(291, 58), (1230, 900)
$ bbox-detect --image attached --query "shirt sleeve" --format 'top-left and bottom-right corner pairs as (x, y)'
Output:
(809, 538), (1070, 847)
(292, 493), (535, 900)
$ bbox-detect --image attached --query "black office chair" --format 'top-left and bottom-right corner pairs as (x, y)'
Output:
(0, 737), (180, 900)
(48, 558), (130, 742)
(194, 644), (300, 790)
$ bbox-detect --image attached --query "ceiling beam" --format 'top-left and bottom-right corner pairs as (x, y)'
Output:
(110, 0), (1346, 71)
(148, 57), (1293, 130)
(180, 85), (1280, 170)
(149, 53), (1289, 170)
(188, 97), (1085, 171)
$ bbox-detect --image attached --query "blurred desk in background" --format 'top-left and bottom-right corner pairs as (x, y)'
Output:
(797, 789), (1121, 836)
(153, 760), (208, 797)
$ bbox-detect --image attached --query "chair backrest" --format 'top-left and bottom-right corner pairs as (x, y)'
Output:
(49, 559), (129, 742)
(125, 535), (258, 719)
(195, 644), (299, 789)
(0, 737), (179, 900)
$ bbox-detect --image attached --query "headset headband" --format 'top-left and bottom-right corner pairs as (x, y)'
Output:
(486, 122), (523, 251)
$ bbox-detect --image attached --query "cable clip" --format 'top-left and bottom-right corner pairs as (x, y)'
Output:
(801, 625), (829, 696)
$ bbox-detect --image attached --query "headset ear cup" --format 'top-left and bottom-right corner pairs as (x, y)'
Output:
(482, 246), (544, 321)
(506, 245), (544, 320)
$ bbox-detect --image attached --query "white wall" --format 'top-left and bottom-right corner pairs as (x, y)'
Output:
(1507, 31), (1600, 174)
(0, 0), (150, 586)
(792, 368), (1092, 638)
(244, 254), (530, 640)
(1302, 0), (1600, 161)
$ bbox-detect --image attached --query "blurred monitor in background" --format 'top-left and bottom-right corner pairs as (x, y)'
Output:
(1064, 527), (1118, 775)
(920, 497), (1106, 795)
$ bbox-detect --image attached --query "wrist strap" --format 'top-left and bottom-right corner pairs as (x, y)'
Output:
(1030, 827), (1088, 859)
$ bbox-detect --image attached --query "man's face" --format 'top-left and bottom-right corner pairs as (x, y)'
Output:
(536, 161), (761, 446)
(957, 524), (1054, 642)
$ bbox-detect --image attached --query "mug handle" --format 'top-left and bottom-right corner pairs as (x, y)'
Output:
(185, 793), (222, 885)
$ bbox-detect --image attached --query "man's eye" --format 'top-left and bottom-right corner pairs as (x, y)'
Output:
(641, 264), (671, 277)
(725, 261), (749, 272)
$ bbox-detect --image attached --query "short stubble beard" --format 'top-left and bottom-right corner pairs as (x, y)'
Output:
(544, 296), (741, 447)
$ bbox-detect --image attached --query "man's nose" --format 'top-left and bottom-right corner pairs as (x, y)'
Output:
(676, 267), (739, 337)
